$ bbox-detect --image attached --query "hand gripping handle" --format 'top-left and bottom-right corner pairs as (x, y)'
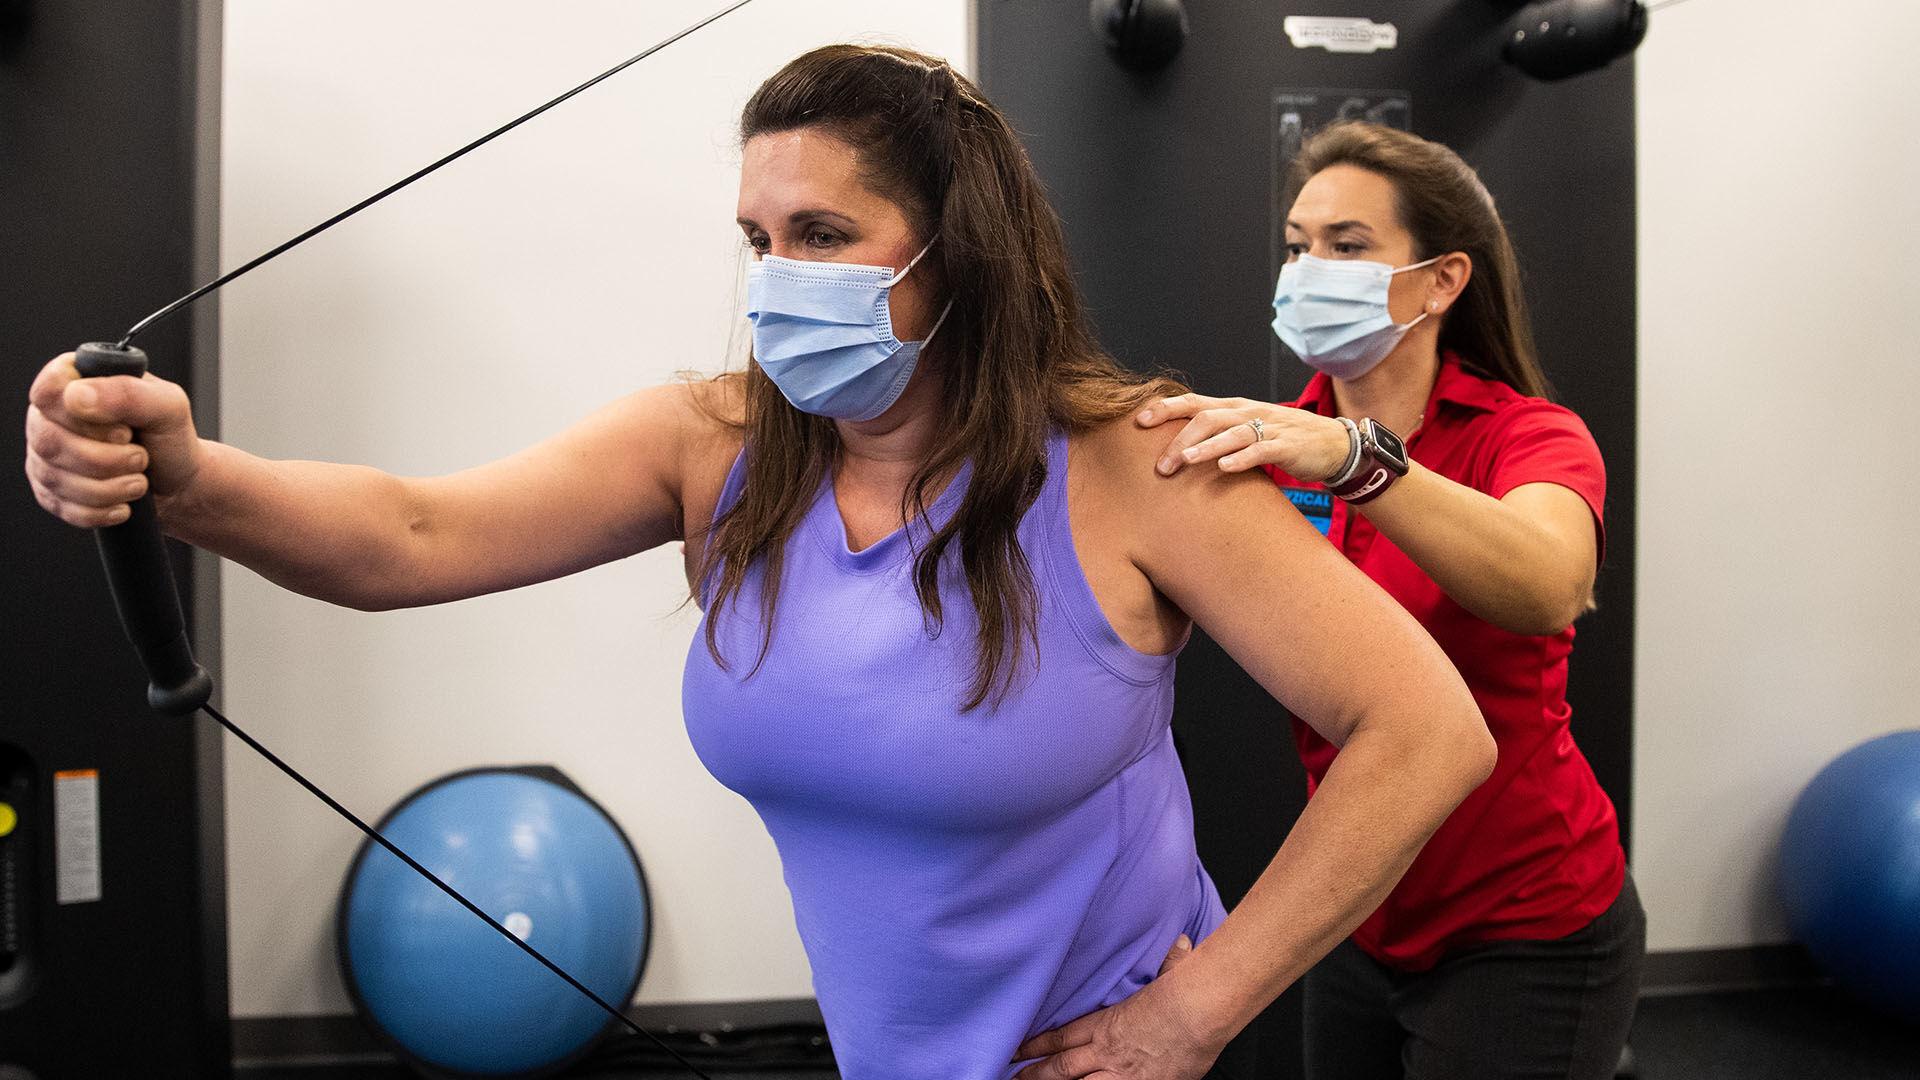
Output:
(72, 341), (213, 715)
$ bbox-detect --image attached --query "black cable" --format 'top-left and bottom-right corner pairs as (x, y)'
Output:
(115, 0), (759, 348)
(201, 703), (715, 1080)
(127, 8), (763, 1077)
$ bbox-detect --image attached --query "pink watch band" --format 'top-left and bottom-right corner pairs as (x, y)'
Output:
(1330, 460), (1398, 504)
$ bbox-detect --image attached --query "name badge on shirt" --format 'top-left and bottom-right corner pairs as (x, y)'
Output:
(1282, 486), (1334, 537)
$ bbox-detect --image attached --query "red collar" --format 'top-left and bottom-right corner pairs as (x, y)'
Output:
(1291, 352), (1514, 419)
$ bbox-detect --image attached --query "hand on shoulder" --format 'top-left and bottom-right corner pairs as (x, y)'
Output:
(1075, 408), (1301, 568)
(1134, 392), (1352, 483)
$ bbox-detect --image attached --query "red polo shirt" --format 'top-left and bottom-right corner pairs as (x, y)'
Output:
(1265, 353), (1625, 971)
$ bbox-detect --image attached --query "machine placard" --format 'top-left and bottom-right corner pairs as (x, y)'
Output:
(54, 769), (101, 905)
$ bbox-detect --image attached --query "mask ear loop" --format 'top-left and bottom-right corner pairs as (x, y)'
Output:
(1388, 253), (1446, 331)
(883, 235), (952, 347)
(919, 297), (956, 345)
(882, 233), (941, 287)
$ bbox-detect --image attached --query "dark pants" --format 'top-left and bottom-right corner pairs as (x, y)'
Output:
(1302, 874), (1645, 1080)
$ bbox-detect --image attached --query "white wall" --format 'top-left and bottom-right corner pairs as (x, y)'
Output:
(1633, 0), (1920, 952)
(219, 1), (969, 1017)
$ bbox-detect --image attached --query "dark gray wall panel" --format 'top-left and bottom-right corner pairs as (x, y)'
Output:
(1, 4), (228, 1077)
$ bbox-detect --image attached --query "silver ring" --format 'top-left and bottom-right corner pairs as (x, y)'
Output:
(1246, 418), (1266, 443)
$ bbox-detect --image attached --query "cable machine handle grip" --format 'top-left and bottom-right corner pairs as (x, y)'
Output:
(72, 341), (212, 716)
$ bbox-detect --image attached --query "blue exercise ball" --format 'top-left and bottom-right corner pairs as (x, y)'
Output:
(338, 766), (651, 1077)
(1778, 730), (1920, 1021)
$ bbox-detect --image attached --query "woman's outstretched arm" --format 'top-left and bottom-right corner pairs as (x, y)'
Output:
(26, 353), (721, 610)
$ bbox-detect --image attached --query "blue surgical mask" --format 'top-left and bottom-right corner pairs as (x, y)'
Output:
(746, 238), (952, 421)
(1271, 253), (1440, 380)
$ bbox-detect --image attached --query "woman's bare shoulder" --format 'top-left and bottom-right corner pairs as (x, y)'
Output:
(1067, 412), (1182, 502)
(1068, 409), (1299, 557)
(667, 373), (747, 549)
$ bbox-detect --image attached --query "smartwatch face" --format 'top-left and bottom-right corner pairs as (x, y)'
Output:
(1367, 419), (1408, 470)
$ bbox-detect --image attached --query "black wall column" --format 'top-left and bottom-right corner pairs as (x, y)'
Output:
(1, 4), (228, 1077)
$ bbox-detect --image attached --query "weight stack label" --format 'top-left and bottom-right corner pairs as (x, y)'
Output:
(54, 769), (102, 904)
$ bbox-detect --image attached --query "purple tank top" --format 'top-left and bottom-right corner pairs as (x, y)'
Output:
(681, 429), (1225, 1080)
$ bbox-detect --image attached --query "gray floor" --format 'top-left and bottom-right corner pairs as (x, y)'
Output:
(236, 986), (1920, 1080)
(1628, 985), (1920, 1080)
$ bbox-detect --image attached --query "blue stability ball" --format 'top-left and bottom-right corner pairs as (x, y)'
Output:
(1778, 730), (1920, 1021)
(338, 766), (651, 1077)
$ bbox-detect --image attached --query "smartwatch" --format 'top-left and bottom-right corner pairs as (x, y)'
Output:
(1328, 418), (1410, 504)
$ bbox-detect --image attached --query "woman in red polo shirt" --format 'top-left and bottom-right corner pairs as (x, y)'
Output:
(1140, 121), (1643, 1080)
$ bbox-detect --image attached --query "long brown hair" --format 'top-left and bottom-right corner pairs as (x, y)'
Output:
(700, 44), (1181, 710)
(1286, 121), (1552, 399)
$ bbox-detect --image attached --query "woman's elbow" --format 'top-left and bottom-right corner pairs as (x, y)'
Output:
(1489, 574), (1592, 637)
(1539, 585), (1594, 637)
(1501, 604), (1579, 638)
(1418, 668), (1496, 792)
(1453, 703), (1498, 790)
(310, 579), (409, 613)
(1369, 692), (1494, 805)
(339, 589), (405, 613)
(307, 558), (430, 612)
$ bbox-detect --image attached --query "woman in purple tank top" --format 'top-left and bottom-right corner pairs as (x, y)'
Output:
(24, 45), (1494, 1080)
